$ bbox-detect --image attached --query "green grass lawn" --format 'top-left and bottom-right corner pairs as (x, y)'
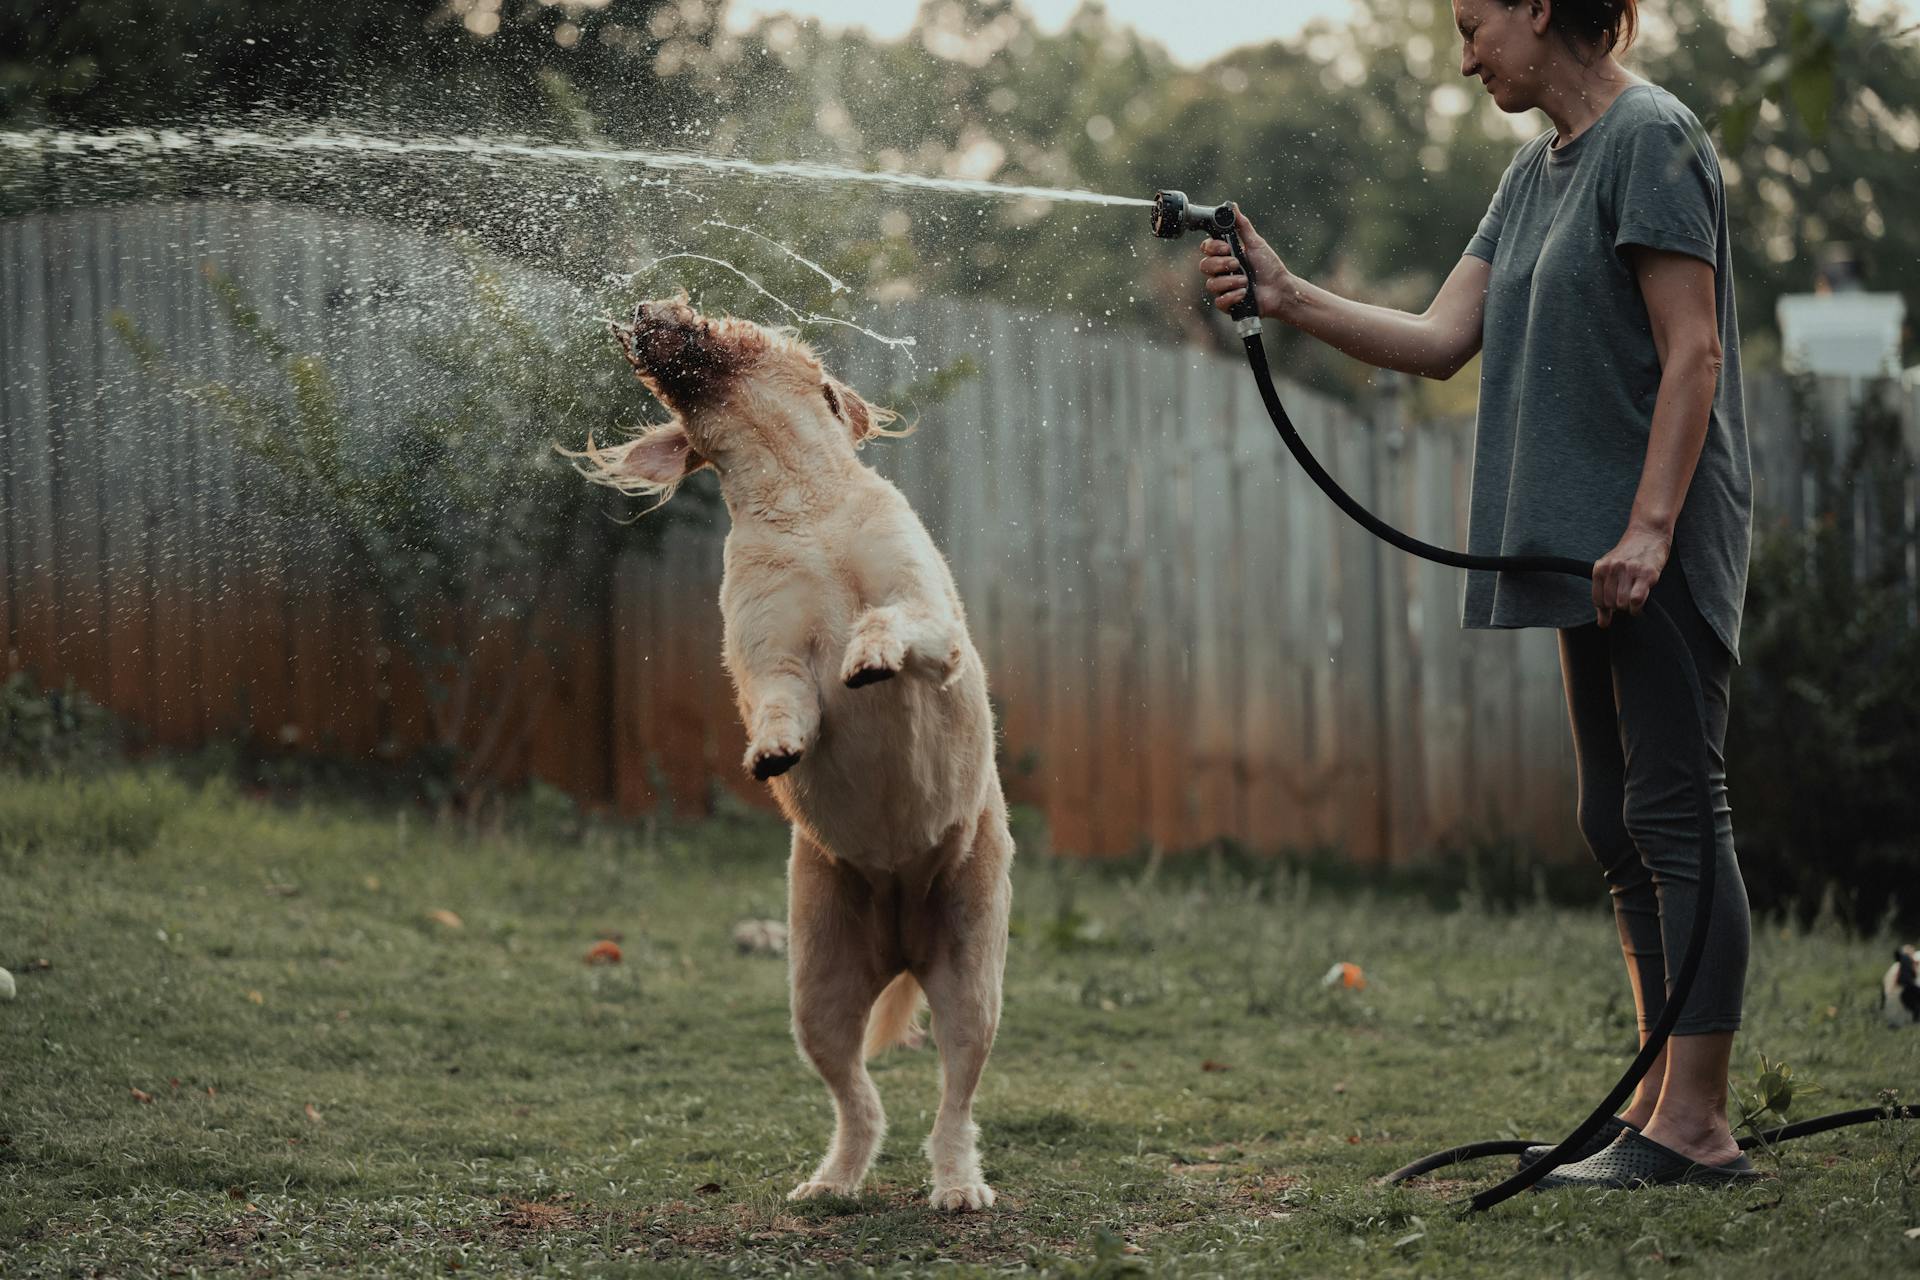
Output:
(2, 769), (1917, 1278)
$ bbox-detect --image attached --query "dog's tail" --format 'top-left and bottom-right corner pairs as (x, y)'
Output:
(864, 971), (927, 1059)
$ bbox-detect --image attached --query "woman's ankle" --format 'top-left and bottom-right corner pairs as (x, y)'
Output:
(1642, 1109), (1739, 1161)
(1619, 1096), (1658, 1130)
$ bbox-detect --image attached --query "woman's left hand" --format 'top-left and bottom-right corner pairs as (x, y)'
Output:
(1592, 523), (1672, 627)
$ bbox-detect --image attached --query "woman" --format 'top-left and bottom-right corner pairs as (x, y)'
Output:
(1199, 0), (1756, 1188)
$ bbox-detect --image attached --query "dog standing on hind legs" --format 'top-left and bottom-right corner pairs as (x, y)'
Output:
(568, 297), (1013, 1211)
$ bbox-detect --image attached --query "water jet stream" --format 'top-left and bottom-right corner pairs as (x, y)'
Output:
(2, 127), (1152, 209)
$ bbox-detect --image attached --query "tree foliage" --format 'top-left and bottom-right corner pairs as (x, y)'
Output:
(0, 0), (713, 132)
(7, 1), (1914, 396)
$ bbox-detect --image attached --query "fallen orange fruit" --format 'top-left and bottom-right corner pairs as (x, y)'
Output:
(1321, 961), (1368, 990)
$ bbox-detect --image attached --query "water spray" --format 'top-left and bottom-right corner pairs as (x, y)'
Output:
(1146, 188), (1917, 1213)
(2, 126), (1155, 210)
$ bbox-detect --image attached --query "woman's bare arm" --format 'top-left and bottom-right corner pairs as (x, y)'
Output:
(1200, 209), (1488, 380)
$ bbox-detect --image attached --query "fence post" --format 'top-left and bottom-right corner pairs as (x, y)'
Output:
(1372, 371), (1427, 865)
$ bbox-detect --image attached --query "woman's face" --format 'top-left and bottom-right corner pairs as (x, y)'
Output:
(1453, 0), (1547, 113)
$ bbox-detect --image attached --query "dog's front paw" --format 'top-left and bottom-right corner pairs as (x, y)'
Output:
(750, 747), (802, 781)
(788, 1179), (861, 1201)
(929, 1182), (996, 1212)
(745, 722), (807, 781)
(840, 608), (908, 689)
(844, 663), (897, 689)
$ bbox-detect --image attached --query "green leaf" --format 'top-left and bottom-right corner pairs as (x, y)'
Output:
(1719, 99), (1758, 154)
(1788, 60), (1835, 140)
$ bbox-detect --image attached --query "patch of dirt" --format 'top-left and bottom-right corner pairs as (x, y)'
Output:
(183, 1218), (268, 1272)
(633, 1188), (1052, 1266)
(1384, 1175), (1478, 1198)
(1095, 1173), (1309, 1256)
(493, 1198), (593, 1234)
(1221, 1173), (1304, 1207)
(161, 1196), (619, 1271)
(139, 1175), (1310, 1273)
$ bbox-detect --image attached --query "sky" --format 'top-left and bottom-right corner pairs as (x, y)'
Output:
(724, 0), (1920, 67)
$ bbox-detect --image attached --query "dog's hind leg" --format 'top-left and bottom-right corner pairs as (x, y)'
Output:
(787, 832), (893, 1200)
(916, 812), (1013, 1211)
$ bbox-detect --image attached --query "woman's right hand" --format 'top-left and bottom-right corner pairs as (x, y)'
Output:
(1198, 209), (1293, 322)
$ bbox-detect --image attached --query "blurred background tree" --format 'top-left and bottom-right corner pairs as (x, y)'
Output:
(8, 0), (1915, 400)
(596, 0), (1920, 402)
(0, 0), (712, 132)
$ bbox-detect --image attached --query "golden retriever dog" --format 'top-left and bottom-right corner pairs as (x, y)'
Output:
(569, 297), (1013, 1211)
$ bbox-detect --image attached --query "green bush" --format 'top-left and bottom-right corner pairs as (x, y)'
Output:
(0, 671), (122, 775)
(1729, 386), (1920, 933)
(115, 257), (665, 816)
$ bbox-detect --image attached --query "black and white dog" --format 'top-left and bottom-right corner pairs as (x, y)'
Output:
(1885, 945), (1920, 1027)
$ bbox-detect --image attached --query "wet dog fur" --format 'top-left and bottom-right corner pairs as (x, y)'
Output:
(567, 297), (1012, 1211)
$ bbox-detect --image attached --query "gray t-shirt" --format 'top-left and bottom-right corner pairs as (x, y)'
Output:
(1462, 82), (1751, 658)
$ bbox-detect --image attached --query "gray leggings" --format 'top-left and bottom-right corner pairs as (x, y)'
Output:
(1558, 561), (1750, 1036)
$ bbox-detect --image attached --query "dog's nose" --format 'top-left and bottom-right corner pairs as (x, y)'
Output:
(632, 300), (699, 336)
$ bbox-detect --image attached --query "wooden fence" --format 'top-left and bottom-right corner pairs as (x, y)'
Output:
(4, 202), (1916, 861)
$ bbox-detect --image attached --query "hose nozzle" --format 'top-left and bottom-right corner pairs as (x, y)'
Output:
(1150, 190), (1237, 239)
(1150, 189), (1260, 330)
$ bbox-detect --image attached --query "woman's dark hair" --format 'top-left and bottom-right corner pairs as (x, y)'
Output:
(1504, 0), (1639, 59)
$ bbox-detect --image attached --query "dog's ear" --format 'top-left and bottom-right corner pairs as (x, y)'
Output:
(561, 420), (707, 502)
(822, 377), (899, 446)
(618, 421), (707, 487)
